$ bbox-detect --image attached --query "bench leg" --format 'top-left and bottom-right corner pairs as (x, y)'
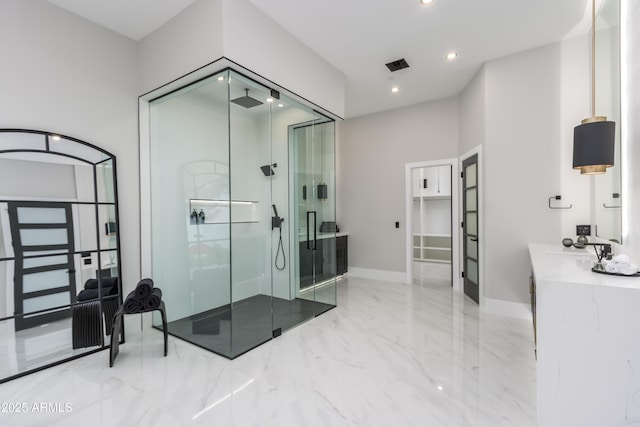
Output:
(160, 306), (168, 356)
(109, 314), (123, 367)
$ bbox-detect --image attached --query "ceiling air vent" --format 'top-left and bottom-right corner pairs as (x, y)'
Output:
(385, 58), (410, 72)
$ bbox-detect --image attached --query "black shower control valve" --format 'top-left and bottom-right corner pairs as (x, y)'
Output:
(272, 204), (283, 229)
(272, 216), (284, 229)
(395, 221), (400, 228)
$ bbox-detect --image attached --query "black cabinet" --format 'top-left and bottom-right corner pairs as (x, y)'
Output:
(336, 235), (348, 276)
(299, 235), (348, 289)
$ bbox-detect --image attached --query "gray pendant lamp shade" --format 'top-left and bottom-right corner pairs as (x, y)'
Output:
(572, 0), (616, 175)
(573, 117), (615, 175)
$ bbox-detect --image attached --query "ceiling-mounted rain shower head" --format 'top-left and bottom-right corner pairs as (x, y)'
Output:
(231, 88), (263, 109)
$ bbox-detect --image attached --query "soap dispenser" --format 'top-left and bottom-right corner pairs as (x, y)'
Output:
(190, 209), (198, 225)
(198, 209), (205, 225)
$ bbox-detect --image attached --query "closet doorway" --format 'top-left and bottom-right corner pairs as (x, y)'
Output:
(405, 159), (460, 289)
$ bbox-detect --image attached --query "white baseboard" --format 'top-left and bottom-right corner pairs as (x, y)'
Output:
(347, 267), (407, 283)
(482, 296), (532, 321)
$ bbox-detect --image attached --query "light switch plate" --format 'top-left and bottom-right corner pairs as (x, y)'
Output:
(576, 225), (591, 236)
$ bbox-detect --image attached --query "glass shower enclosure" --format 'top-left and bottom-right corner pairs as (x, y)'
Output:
(149, 69), (336, 358)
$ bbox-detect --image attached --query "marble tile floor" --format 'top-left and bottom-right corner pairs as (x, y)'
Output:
(0, 317), (102, 381)
(0, 274), (536, 426)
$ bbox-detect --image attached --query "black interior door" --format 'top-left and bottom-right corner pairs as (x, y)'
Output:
(8, 202), (77, 331)
(462, 155), (479, 304)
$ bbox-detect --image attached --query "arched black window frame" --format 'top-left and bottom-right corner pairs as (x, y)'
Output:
(0, 128), (124, 384)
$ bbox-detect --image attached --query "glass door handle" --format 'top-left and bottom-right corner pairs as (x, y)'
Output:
(306, 211), (311, 249)
(470, 238), (478, 242)
(312, 211), (317, 250)
(306, 211), (317, 250)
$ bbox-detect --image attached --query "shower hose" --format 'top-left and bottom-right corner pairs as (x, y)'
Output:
(275, 227), (286, 270)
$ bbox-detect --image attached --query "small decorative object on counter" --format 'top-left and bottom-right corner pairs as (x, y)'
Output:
(562, 238), (573, 248)
(577, 235), (589, 245)
(198, 209), (205, 224)
(190, 209), (198, 224)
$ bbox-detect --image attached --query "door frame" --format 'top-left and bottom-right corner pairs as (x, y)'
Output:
(405, 158), (460, 289)
(459, 145), (484, 305)
(8, 201), (77, 331)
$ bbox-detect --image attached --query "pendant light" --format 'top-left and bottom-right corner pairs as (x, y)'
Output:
(572, 0), (615, 175)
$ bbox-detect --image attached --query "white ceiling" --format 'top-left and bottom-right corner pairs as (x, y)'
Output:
(46, 0), (196, 41)
(46, 0), (599, 118)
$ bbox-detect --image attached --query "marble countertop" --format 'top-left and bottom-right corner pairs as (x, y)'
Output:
(528, 243), (640, 290)
(532, 242), (640, 426)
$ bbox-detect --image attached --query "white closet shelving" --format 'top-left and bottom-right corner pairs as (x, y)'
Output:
(412, 165), (452, 263)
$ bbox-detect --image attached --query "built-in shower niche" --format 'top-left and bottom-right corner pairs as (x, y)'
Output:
(188, 199), (258, 224)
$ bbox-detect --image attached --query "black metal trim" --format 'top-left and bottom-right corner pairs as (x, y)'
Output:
(0, 294), (121, 322)
(23, 263), (69, 274)
(0, 199), (116, 206)
(0, 148), (95, 166)
(0, 129), (124, 378)
(0, 129), (116, 162)
(23, 286), (71, 299)
(141, 57), (342, 121)
(0, 248), (118, 263)
(0, 346), (107, 385)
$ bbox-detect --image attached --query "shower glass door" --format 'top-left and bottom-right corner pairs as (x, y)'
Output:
(291, 114), (337, 319)
(228, 72), (274, 356)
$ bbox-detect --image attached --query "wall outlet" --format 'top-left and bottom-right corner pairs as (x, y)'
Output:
(576, 225), (591, 236)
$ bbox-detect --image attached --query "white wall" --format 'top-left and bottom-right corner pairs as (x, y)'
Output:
(458, 66), (486, 156)
(138, 0), (346, 118)
(138, 0), (224, 95)
(481, 36), (590, 304)
(339, 97), (459, 273)
(0, 158), (76, 199)
(0, 0), (140, 295)
(623, 0), (640, 254)
(221, 0), (345, 118)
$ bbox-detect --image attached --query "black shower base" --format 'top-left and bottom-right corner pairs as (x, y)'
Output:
(160, 294), (334, 359)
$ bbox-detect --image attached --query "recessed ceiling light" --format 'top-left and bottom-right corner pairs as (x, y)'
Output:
(446, 52), (458, 60)
(266, 98), (274, 103)
(217, 76), (224, 81)
(51, 135), (61, 140)
(277, 103), (284, 108)
(391, 87), (399, 93)
(420, 0), (434, 4)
